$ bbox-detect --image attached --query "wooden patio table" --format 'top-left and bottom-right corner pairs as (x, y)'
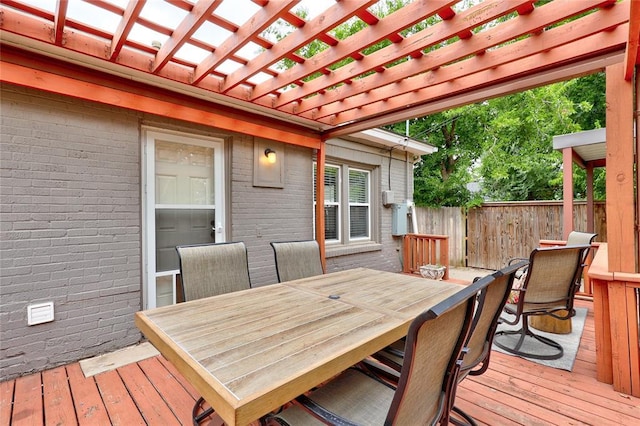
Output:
(134, 267), (464, 426)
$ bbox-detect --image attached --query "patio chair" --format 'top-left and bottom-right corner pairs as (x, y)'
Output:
(450, 260), (525, 425)
(176, 241), (251, 302)
(270, 240), (324, 282)
(493, 245), (591, 360)
(566, 230), (597, 247)
(175, 241), (251, 424)
(368, 261), (525, 426)
(264, 274), (495, 426)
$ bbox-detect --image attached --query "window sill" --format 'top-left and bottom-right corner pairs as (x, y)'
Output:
(325, 242), (383, 258)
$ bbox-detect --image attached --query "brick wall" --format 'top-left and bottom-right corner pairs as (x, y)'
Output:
(0, 84), (417, 379)
(0, 86), (142, 380)
(231, 136), (315, 286)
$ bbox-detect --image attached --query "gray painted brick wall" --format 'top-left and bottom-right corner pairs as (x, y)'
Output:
(1, 86), (142, 380)
(0, 85), (419, 380)
(231, 136), (314, 287)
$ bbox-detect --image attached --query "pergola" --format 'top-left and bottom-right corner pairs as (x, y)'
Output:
(1, 0), (639, 394)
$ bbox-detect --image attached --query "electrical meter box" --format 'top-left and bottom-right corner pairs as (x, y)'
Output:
(391, 203), (408, 236)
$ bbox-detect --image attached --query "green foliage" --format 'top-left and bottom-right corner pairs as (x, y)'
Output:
(398, 72), (606, 206)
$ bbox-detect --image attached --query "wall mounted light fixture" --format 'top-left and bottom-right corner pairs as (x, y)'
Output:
(264, 148), (277, 164)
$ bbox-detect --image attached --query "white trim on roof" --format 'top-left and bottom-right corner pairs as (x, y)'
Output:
(346, 128), (436, 156)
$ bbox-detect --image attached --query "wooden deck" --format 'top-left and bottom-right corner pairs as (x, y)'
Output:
(2, 299), (639, 425)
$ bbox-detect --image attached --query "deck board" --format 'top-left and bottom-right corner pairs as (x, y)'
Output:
(0, 378), (15, 426)
(12, 373), (43, 425)
(94, 370), (146, 426)
(42, 366), (76, 425)
(118, 362), (182, 425)
(137, 357), (196, 425)
(66, 363), (111, 425)
(3, 299), (640, 425)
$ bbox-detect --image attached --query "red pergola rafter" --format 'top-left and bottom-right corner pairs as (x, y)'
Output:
(270, 0), (522, 110)
(219, 0), (379, 93)
(293, 0), (615, 118)
(305, 2), (629, 123)
(249, 0), (459, 103)
(152, 0), (223, 73)
(323, 25), (627, 135)
(110, 0), (146, 61)
(192, 0), (297, 84)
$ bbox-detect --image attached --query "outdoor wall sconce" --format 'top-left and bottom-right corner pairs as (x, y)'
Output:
(264, 148), (277, 164)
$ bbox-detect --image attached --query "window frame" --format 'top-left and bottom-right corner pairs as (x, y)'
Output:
(347, 167), (371, 241)
(314, 160), (378, 249)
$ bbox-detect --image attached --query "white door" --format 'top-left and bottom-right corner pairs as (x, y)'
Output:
(143, 128), (225, 308)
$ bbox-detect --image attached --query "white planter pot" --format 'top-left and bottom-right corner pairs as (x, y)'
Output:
(419, 264), (446, 280)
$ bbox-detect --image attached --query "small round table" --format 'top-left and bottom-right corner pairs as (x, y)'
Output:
(529, 310), (572, 334)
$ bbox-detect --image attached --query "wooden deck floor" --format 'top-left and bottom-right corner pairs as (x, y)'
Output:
(2, 299), (639, 425)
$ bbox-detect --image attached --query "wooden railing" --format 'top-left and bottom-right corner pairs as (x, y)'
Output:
(402, 233), (450, 280)
(539, 239), (599, 298)
(589, 243), (640, 397)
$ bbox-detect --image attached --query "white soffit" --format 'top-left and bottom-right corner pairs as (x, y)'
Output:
(553, 128), (606, 162)
(345, 128), (437, 156)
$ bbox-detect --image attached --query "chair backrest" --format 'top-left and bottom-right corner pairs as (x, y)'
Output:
(270, 240), (324, 282)
(176, 242), (251, 301)
(519, 245), (590, 314)
(461, 260), (526, 377)
(385, 274), (494, 425)
(566, 231), (597, 247)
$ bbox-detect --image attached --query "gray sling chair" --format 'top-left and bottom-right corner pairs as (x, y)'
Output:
(493, 244), (591, 361)
(566, 231), (597, 246)
(264, 274), (496, 426)
(175, 241), (251, 425)
(270, 240), (324, 282)
(566, 231), (597, 290)
(365, 261), (525, 426)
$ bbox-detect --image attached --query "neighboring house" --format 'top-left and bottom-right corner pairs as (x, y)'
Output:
(0, 85), (434, 380)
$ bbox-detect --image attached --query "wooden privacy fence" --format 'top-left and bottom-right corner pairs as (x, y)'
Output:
(413, 201), (606, 270)
(412, 207), (466, 267)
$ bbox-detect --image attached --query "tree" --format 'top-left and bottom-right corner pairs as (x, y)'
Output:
(387, 106), (486, 207)
(397, 72), (606, 206)
(477, 83), (581, 201)
(565, 72), (607, 200)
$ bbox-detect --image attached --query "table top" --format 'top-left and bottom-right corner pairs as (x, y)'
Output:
(135, 268), (463, 426)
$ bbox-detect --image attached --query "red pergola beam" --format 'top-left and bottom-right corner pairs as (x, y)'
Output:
(307, 3), (629, 122)
(297, 0), (618, 118)
(323, 29), (626, 135)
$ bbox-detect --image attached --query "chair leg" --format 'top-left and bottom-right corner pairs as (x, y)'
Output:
(451, 406), (478, 426)
(192, 396), (215, 426)
(494, 316), (564, 360)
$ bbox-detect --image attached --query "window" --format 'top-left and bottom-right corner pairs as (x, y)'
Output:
(314, 162), (372, 244)
(349, 168), (370, 240)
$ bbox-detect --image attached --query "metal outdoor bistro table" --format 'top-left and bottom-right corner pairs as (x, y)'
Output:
(134, 267), (464, 426)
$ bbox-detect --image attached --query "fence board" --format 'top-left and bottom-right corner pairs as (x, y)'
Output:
(414, 201), (606, 270)
(414, 207), (466, 266)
